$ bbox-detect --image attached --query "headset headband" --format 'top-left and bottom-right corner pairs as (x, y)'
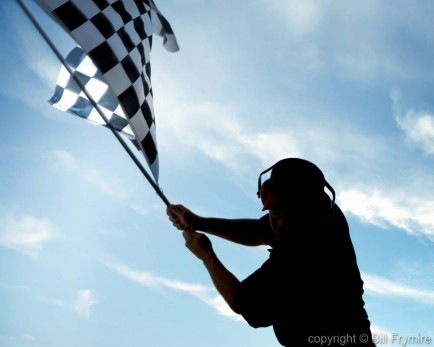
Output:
(257, 165), (274, 198)
(256, 161), (336, 214)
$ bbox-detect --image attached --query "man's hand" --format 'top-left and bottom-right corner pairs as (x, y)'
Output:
(182, 229), (240, 313)
(169, 209), (241, 314)
(166, 204), (200, 231)
(182, 229), (213, 261)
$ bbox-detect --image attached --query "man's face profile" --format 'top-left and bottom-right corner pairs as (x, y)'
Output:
(269, 209), (286, 244)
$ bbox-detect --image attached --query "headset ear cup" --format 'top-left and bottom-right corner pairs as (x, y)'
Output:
(260, 179), (271, 205)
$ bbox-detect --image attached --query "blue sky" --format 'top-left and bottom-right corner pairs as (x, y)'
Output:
(1, 0), (434, 346)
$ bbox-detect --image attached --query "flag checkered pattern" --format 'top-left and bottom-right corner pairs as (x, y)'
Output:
(37, 0), (179, 181)
(50, 46), (140, 150)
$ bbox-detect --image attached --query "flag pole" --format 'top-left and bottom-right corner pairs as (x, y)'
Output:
(17, 0), (170, 207)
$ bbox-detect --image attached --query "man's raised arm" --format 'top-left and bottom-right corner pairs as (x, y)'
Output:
(166, 204), (267, 246)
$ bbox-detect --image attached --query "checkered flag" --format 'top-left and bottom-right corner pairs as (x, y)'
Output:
(36, 0), (179, 181)
(50, 46), (140, 150)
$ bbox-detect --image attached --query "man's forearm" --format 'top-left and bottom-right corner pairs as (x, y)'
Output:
(202, 251), (241, 313)
(195, 217), (266, 246)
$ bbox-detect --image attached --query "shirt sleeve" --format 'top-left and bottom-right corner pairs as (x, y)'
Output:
(233, 259), (277, 328)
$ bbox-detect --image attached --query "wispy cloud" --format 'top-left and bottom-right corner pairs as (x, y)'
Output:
(332, 90), (434, 239)
(39, 289), (99, 318)
(371, 325), (392, 335)
(362, 272), (434, 305)
(81, 168), (131, 202)
(392, 89), (434, 155)
(107, 260), (434, 324)
(0, 334), (38, 346)
(53, 149), (79, 171)
(51, 149), (151, 216)
(155, 71), (388, 182)
(340, 189), (434, 238)
(395, 110), (434, 155)
(103, 259), (241, 320)
(158, 98), (301, 170)
(362, 273), (434, 342)
(73, 289), (99, 318)
(0, 208), (61, 258)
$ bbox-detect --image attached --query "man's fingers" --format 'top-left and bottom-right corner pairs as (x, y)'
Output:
(166, 206), (183, 229)
(182, 230), (192, 241)
(167, 204), (185, 226)
(166, 204), (178, 218)
(166, 205), (175, 217)
(182, 229), (199, 239)
(172, 220), (185, 230)
(167, 204), (183, 215)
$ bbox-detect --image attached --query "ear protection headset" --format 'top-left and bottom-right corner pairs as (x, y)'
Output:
(256, 160), (336, 217)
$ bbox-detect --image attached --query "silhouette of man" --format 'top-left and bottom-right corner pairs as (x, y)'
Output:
(167, 158), (375, 346)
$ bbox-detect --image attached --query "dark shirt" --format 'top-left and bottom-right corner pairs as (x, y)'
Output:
(233, 204), (374, 346)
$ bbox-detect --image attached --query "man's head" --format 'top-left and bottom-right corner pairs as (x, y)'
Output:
(258, 158), (334, 211)
(257, 158), (335, 243)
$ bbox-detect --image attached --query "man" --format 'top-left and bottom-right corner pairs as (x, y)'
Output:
(167, 158), (375, 346)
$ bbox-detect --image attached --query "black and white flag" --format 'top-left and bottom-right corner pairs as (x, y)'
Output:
(37, 0), (179, 181)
